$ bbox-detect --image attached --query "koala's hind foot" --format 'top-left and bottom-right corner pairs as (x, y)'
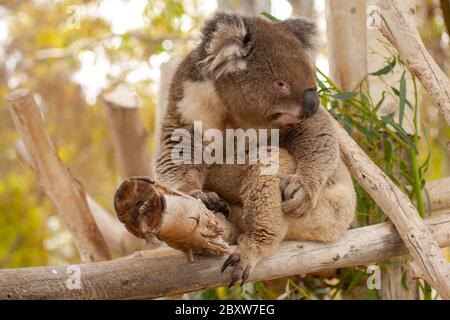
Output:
(222, 249), (257, 287)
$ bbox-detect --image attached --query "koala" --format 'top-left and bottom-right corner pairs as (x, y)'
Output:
(155, 12), (356, 286)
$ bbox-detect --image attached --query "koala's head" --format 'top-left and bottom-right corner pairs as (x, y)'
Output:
(197, 12), (320, 128)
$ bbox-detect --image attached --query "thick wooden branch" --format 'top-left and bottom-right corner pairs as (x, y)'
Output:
(374, 0), (450, 126)
(334, 116), (450, 299)
(114, 177), (238, 258)
(0, 213), (448, 299)
(103, 86), (153, 178)
(6, 89), (111, 262)
(424, 177), (450, 212)
(15, 138), (151, 256)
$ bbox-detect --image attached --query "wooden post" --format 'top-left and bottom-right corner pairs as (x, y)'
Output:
(217, 0), (271, 15)
(325, 0), (368, 92)
(6, 89), (111, 262)
(0, 213), (449, 299)
(103, 86), (153, 179)
(289, 0), (314, 18)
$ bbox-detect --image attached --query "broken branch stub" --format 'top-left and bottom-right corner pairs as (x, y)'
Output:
(114, 177), (238, 258)
(103, 86), (153, 178)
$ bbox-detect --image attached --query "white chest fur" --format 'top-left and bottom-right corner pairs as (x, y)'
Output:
(177, 80), (226, 131)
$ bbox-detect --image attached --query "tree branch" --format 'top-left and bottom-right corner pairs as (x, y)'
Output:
(6, 89), (111, 262)
(0, 213), (448, 299)
(334, 115), (450, 299)
(424, 177), (450, 212)
(375, 0), (450, 126)
(113, 177), (238, 258)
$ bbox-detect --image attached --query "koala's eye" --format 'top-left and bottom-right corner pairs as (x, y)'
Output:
(274, 80), (291, 95)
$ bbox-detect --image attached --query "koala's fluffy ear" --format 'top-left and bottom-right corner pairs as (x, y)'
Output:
(278, 18), (318, 51)
(198, 12), (252, 79)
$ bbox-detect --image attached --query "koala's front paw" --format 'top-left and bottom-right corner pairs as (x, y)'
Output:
(221, 250), (257, 287)
(279, 174), (316, 217)
(189, 190), (229, 216)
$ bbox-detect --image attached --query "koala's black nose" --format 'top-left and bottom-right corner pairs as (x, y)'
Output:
(300, 89), (320, 119)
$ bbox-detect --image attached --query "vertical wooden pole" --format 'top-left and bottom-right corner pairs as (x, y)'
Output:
(289, 0), (314, 18)
(103, 86), (153, 179)
(217, 0), (271, 15)
(325, 0), (368, 91)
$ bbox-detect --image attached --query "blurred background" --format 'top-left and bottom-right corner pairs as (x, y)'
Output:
(0, 0), (449, 299)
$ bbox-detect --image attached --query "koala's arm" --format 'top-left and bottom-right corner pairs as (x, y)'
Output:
(155, 128), (228, 213)
(279, 108), (340, 216)
(155, 138), (204, 193)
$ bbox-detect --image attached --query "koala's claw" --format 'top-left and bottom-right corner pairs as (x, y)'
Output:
(190, 190), (229, 216)
(222, 251), (255, 287)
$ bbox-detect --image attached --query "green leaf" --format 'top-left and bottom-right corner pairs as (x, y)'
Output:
(420, 127), (431, 172)
(346, 271), (367, 294)
(401, 271), (410, 290)
(342, 114), (353, 134)
(381, 113), (418, 154)
(383, 138), (393, 165)
(261, 12), (280, 22)
(375, 91), (386, 112)
(398, 71), (407, 127)
(334, 92), (357, 100)
(316, 75), (327, 90)
(370, 57), (396, 76)
(354, 121), (374, 143)
(391, 86), (413, 110)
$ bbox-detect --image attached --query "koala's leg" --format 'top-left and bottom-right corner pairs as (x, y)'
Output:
(221, 164), (288, 286)
(284, 160), (356, 242)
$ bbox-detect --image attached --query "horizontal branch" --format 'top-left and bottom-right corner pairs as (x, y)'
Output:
(0, 213), (449, 300)
(424, 177), (450, 212)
